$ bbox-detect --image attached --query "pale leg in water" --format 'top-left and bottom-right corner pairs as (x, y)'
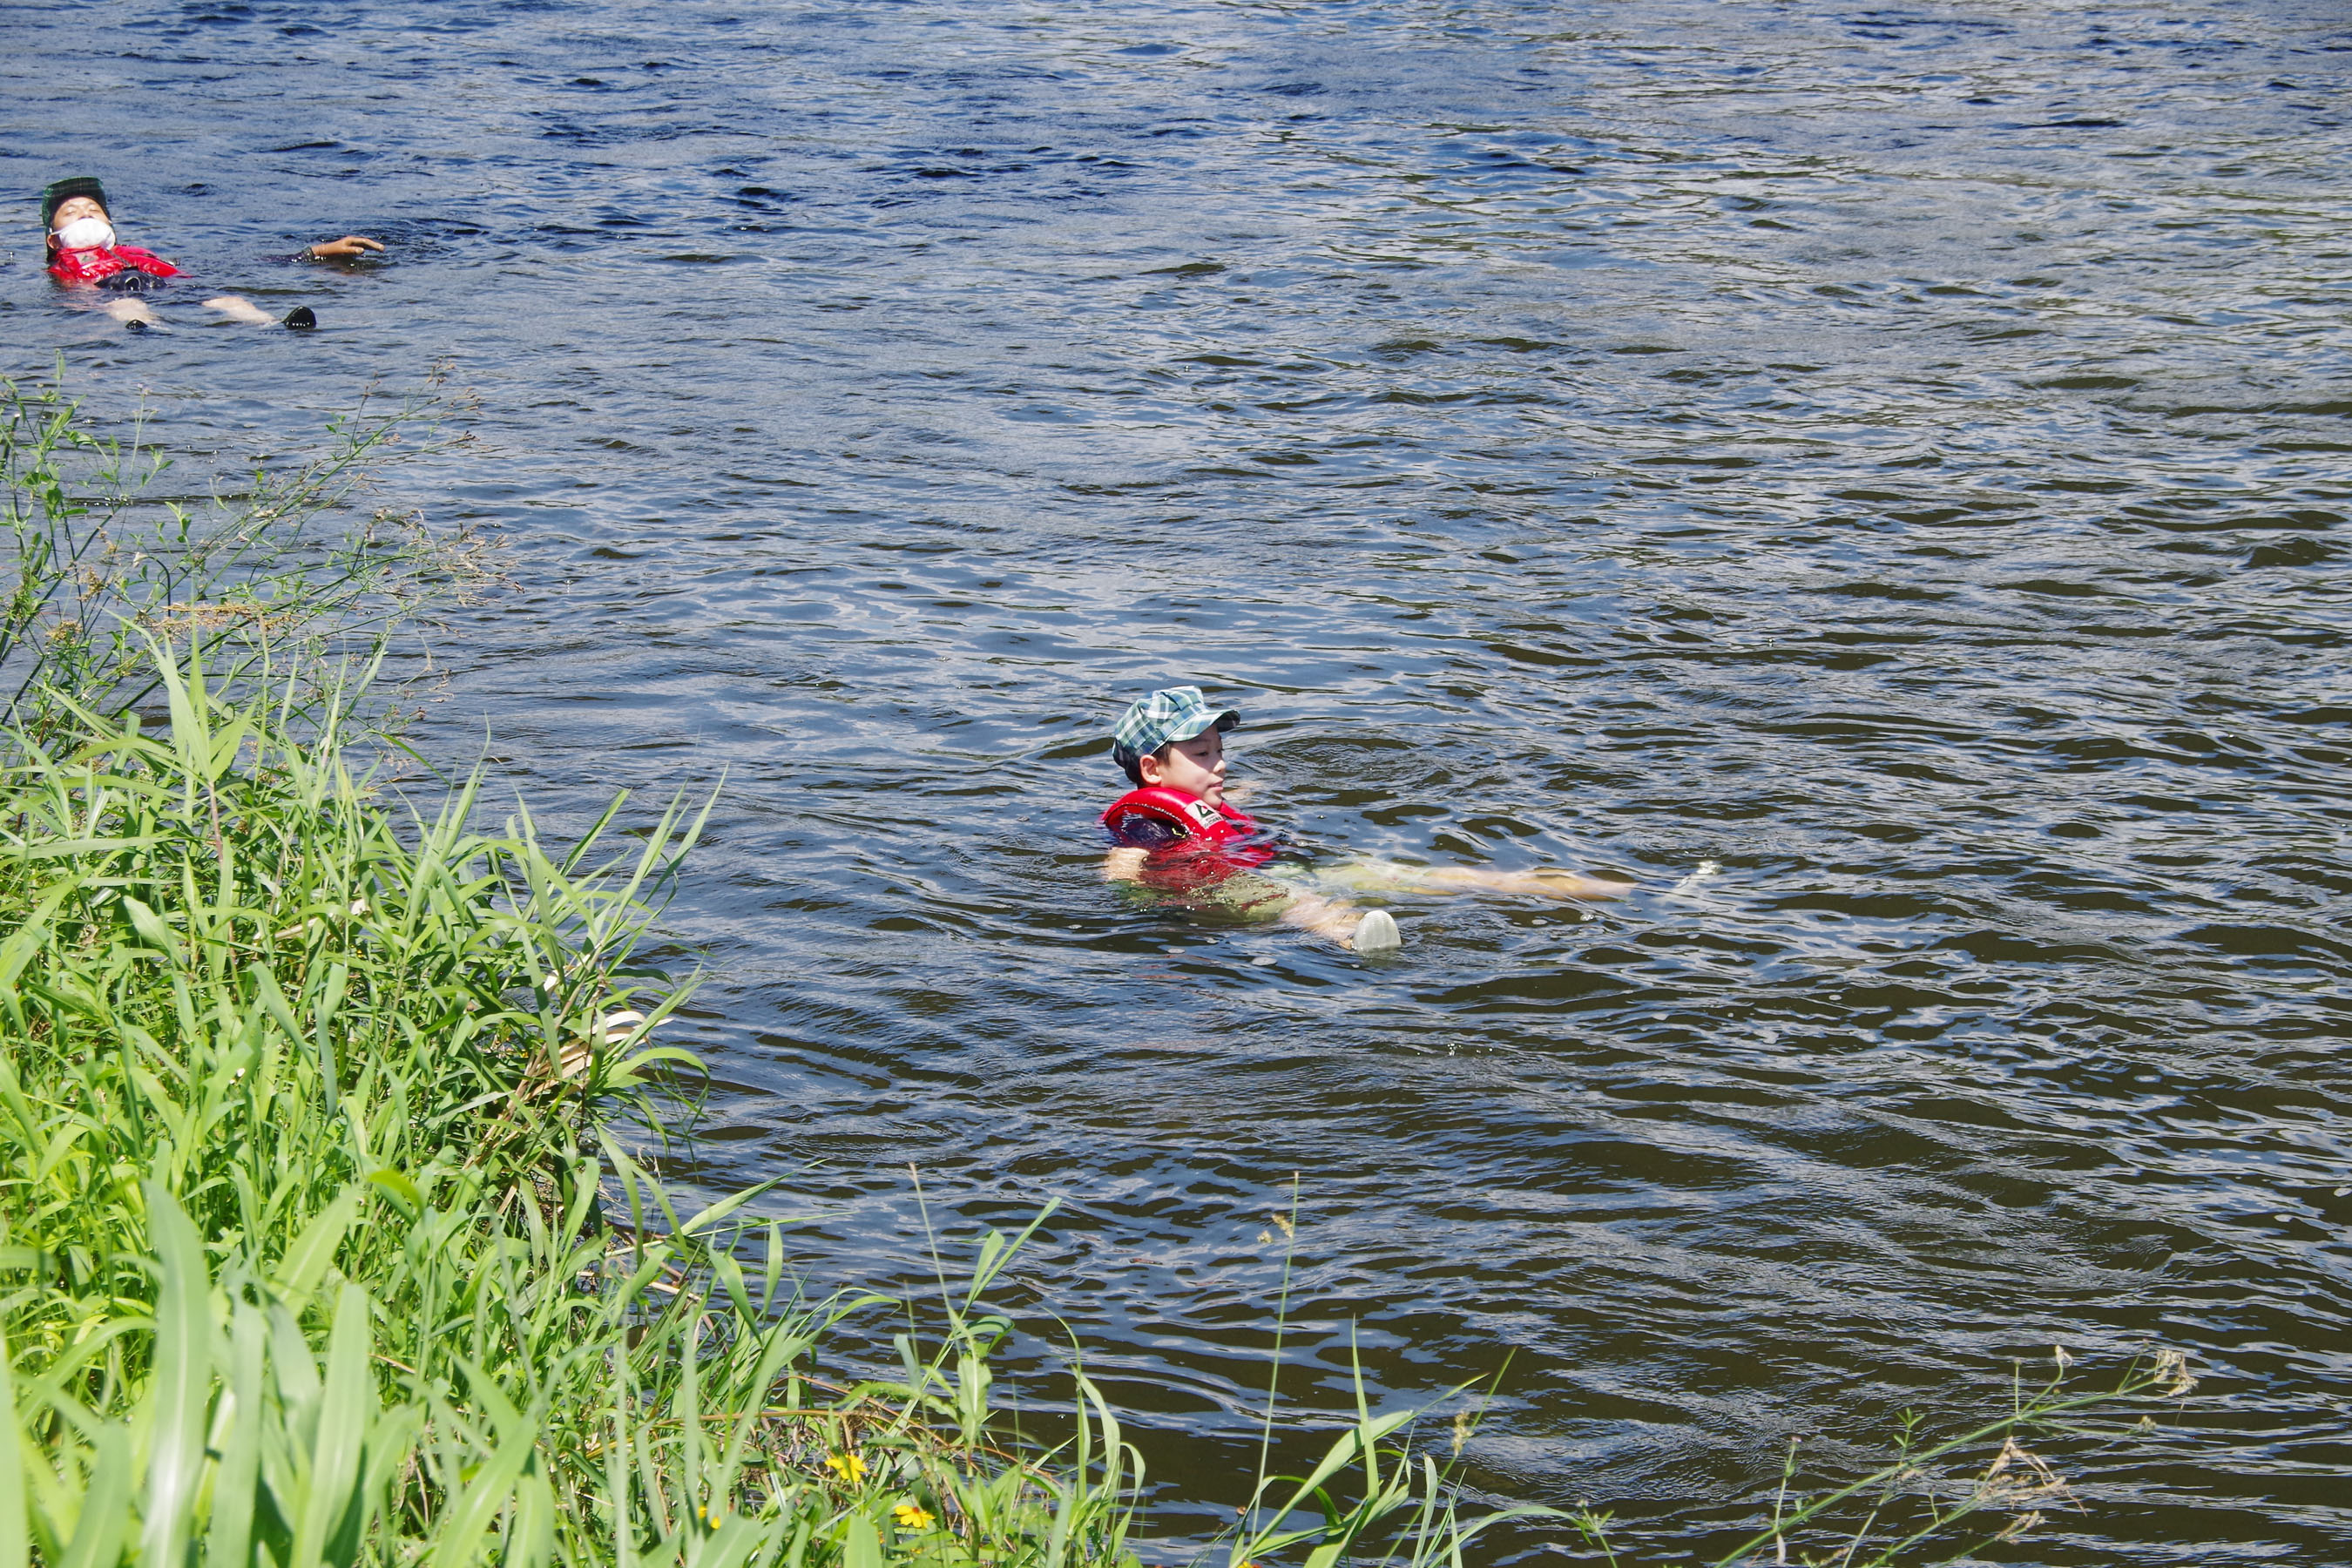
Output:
(1398, 865), (1633, 901)
(1105, 849), (1625, 951)
(1103, 848), (1401, 952)
(1274, 889), (1402, 952)
(203, 295), (278, 325)
(105, 296), (159, 328)
(1302, 857), (1630, 902)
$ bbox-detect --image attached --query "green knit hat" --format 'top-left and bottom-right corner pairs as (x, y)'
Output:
(42, 177), (109, 230)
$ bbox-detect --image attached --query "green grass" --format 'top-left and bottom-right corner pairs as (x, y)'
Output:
(0, 646), (1149, 1567)
(0, 383), (2194, 1568)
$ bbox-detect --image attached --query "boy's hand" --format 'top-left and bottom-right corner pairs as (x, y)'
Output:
(1101, 848), (1147, 883)
(306, 236), (385, 260)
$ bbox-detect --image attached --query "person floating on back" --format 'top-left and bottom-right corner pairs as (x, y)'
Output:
(1099, 686), (1630, 953)
(41, 176), (382, 332)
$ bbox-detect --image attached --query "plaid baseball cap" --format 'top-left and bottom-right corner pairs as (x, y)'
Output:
(1109, 686), (1238, 772)
(42, 177), (108, 229)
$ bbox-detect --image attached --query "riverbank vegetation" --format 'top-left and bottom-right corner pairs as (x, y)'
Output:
(0, 382), (2193, 1566)
(2, 372), (488, 734)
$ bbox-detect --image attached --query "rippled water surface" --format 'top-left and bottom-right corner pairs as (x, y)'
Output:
(8, 0), (2351, 1559)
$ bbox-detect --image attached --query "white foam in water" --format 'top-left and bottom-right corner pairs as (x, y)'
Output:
(1669, 860), (1721, 897)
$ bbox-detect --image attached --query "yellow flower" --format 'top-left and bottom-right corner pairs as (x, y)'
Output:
(892, 1503), (937, 1531)
(823, 1451), (867, 1484)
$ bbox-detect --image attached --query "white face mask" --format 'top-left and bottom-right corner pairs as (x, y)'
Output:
(53, 215), (115, 250)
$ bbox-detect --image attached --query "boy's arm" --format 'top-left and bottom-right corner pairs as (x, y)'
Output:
(1101, 847), (1147, 882)
(305, 236), (385, 260)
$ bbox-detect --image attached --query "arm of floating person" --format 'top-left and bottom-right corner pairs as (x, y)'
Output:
(202, 296), (277, 325)
(303, 236), (385, 260)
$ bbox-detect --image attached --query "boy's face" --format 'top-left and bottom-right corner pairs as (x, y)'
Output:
(50, 196), (106, 233)
(1139, 727), (1226, 806)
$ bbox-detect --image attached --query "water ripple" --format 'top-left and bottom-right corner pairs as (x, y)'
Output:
(7, 0), (2350, 1558)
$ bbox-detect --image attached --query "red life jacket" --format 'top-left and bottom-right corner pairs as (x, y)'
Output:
(1101, 787), (1278, 891)
(48, 243), (180, 287)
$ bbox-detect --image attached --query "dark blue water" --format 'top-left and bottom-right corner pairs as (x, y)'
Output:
(8, 1), (2351, 1560)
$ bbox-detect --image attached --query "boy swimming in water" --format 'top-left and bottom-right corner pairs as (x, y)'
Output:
(41, 176), (382, 330)
(1099, 686), (1629, 953)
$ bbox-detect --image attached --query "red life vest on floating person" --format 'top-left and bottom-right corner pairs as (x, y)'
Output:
(1102, 787), (1280, 891)
(48, 243), (180, 287)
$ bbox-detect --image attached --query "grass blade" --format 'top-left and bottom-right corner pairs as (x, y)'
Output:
(139, 1182), (216, 1568)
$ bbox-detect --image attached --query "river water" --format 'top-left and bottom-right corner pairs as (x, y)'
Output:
(7, 0), (2350, 1560)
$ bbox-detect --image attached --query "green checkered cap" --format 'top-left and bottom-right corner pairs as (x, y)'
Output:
(1109, 686), (1238, 771)
(41, 177), (108, 230)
